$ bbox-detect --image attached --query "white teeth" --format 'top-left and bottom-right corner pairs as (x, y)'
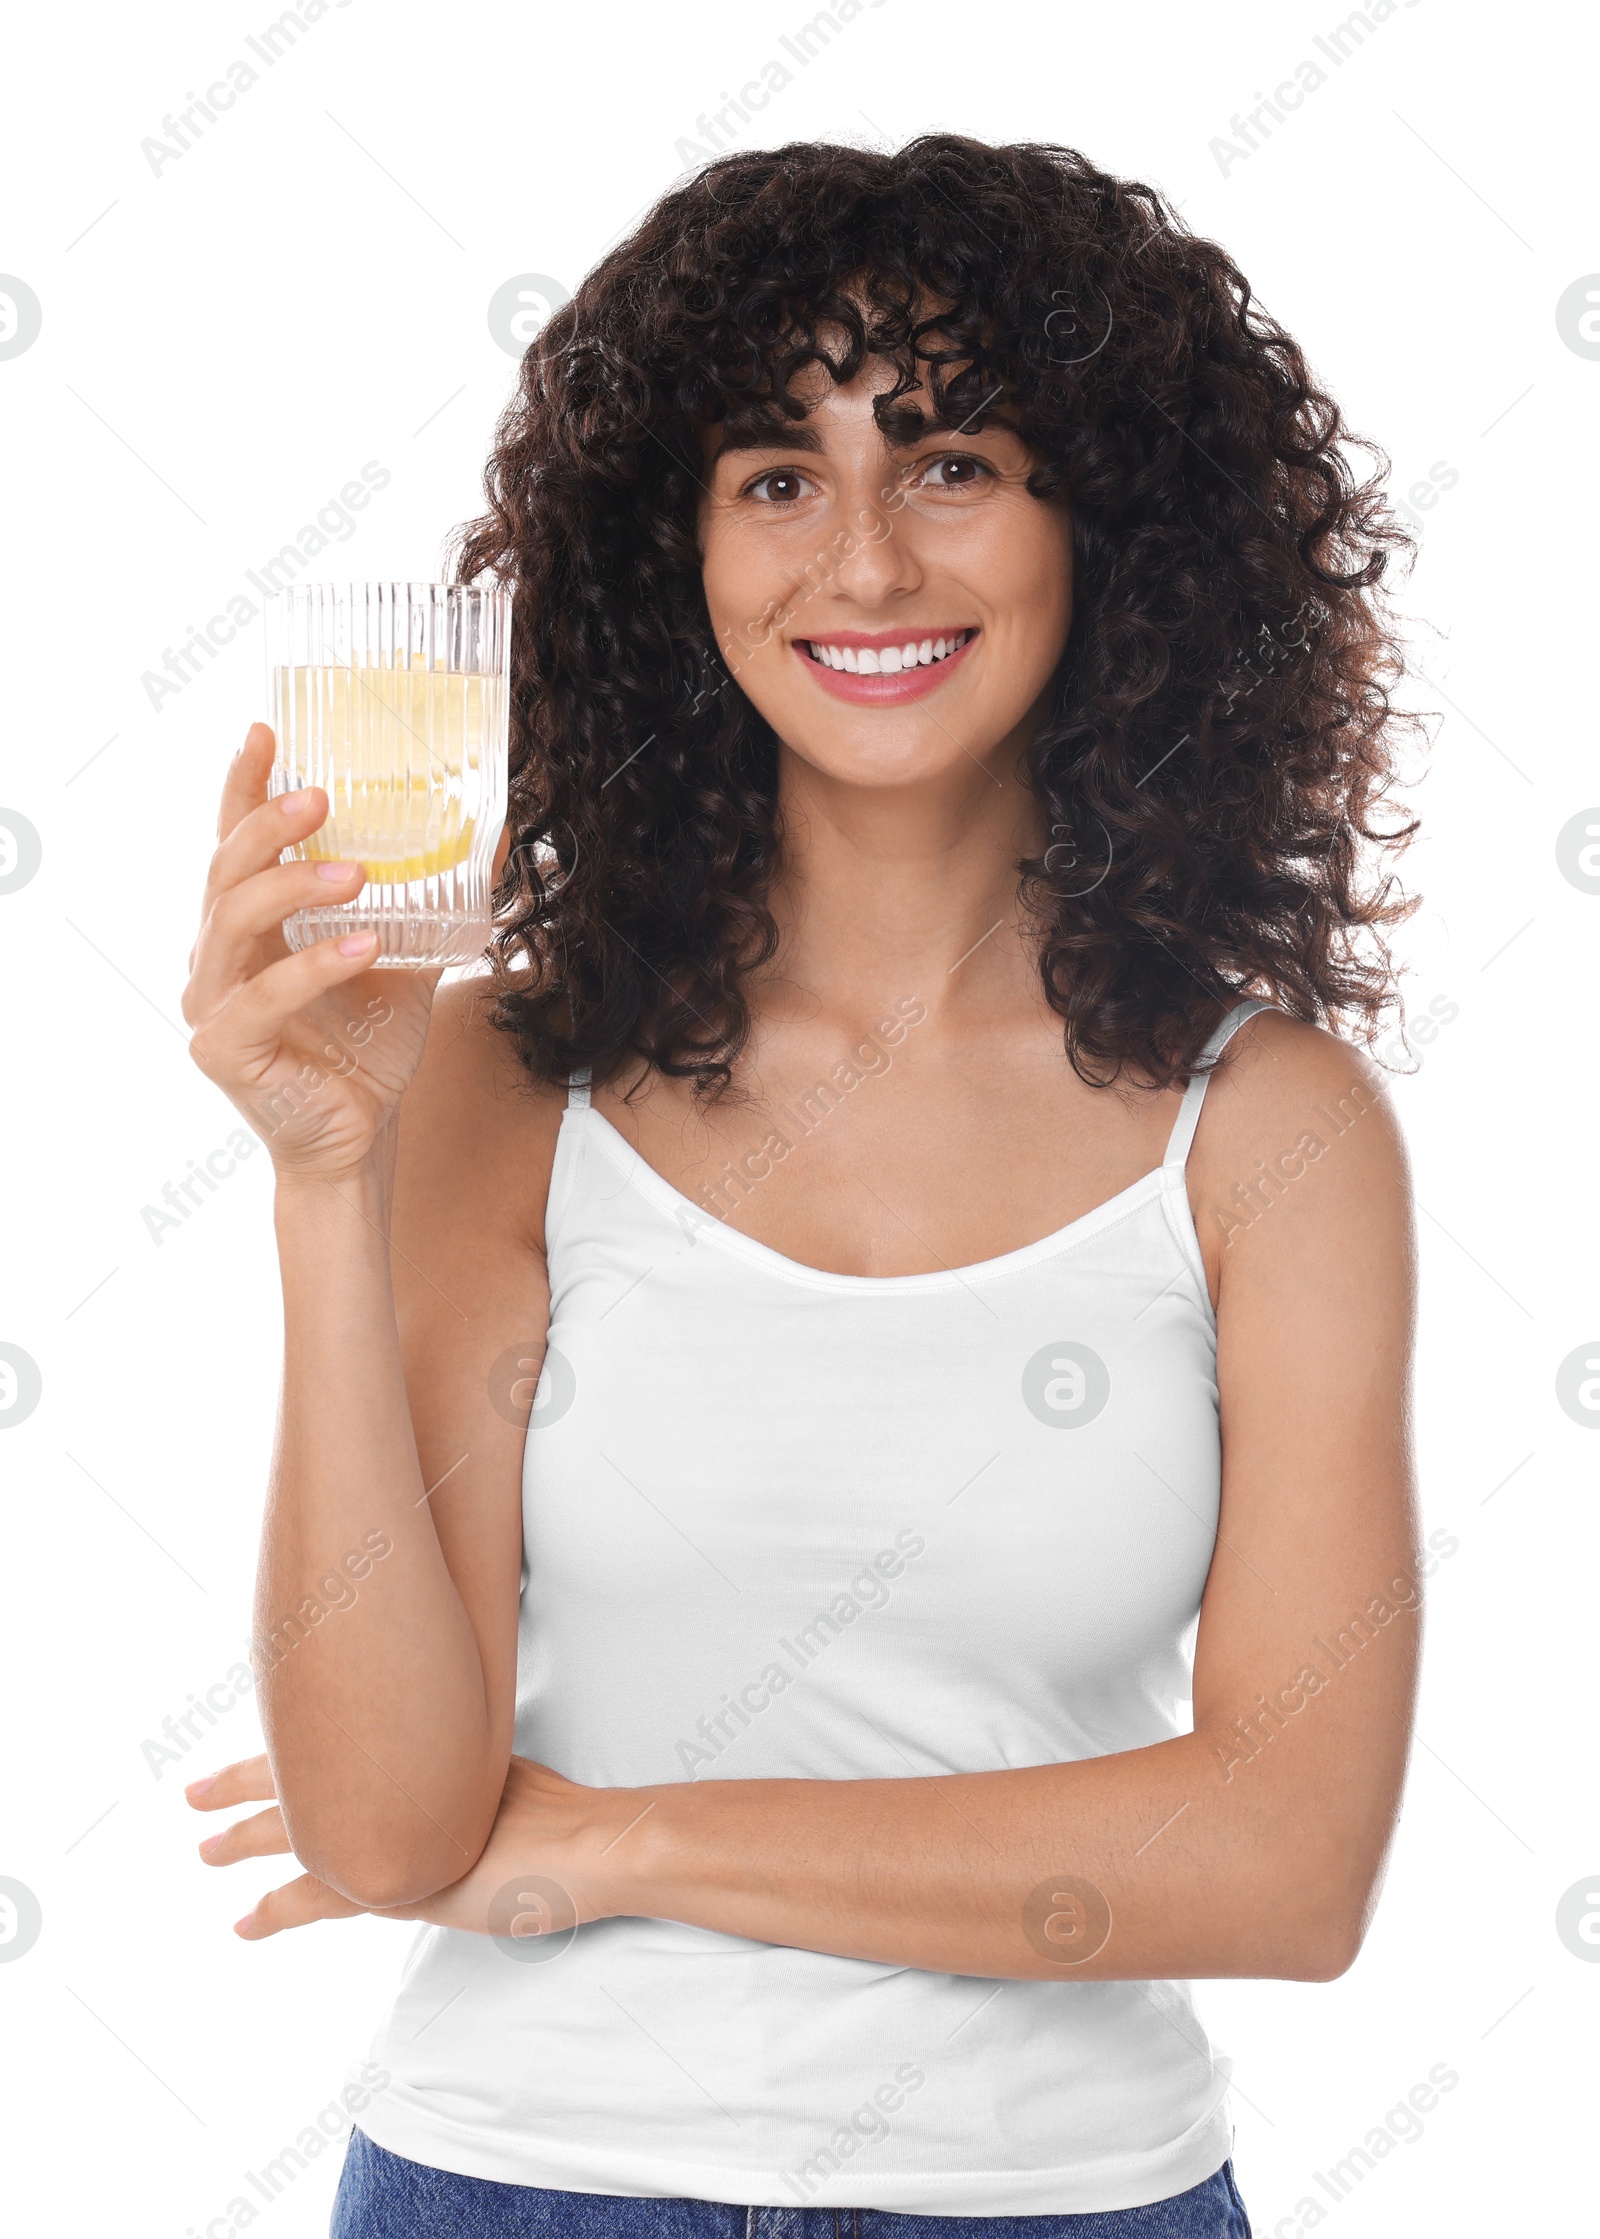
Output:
(806, 630), (972, 673)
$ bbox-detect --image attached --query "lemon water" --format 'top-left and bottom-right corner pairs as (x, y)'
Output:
(273, 660), (505, 883)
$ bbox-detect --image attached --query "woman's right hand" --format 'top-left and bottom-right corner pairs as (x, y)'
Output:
(182, 722), (443, 1183)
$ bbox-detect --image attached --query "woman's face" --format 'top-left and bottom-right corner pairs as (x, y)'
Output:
(698, 362), (1074, 792)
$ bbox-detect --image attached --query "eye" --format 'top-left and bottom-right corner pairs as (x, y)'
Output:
(743, 468), (816, 505)
(917, 452), (993, 491)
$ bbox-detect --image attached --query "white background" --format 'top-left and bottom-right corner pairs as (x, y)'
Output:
(1, 1), (1594, 2233)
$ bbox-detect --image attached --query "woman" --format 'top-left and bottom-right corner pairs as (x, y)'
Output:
(183, 136), (1422, 2239)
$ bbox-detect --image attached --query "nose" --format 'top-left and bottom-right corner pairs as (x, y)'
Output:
(821, 463), (924, 610)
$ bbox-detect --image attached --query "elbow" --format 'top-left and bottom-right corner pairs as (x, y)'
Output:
(284, 1817), (484, 1914)
(1227, 1776), (1392, 1982)
(321, 1854), (462, 1913)
(1288, 1913), (1365, 1982)
(1271, 1874), (1377, 1982)
(265, 1745), (505, 1914)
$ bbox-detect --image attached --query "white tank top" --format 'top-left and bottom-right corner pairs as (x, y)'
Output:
(354, 999), (1272, 2212)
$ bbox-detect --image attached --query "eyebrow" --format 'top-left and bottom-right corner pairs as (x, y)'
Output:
(709, 421), (825, 463)
(708, 412), (1021, 465)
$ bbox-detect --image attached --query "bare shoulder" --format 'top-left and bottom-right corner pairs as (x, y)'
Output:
(1186, 1007), (1414, 1307)
(394, 972), (567, 1259)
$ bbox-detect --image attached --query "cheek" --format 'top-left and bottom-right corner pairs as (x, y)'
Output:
(992, 507), (1073, 646)
(699, 512), (788, 644)
(989, 551), (1073, 704)
(699, 533), (812, 709)
(722, 629), (799, 719)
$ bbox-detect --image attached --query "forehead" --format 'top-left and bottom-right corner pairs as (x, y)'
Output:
(706, 371), (888, 464)
(703, 356), (1010, 467)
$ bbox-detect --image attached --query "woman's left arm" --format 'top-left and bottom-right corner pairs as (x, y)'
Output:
(199, 1014), (1421, 1984)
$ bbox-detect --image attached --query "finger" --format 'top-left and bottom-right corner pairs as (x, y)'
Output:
(185, 1753), (276, 1813)
(235, 1873), (366, 1941)
(186, 857), (368, 1023)
(217, 723), (277, 846)
(198, 1803), (290, 1866)
(202, 783), (334, 924)
(187, 928), (381, 1083)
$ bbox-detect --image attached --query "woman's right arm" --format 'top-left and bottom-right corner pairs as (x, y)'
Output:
(184, 723), (559, 1909)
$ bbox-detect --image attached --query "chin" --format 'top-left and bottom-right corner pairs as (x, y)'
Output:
(786, 730), (983, 790)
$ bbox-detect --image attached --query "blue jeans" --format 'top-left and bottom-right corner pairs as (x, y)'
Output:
(330, 2131), (1252, 2237)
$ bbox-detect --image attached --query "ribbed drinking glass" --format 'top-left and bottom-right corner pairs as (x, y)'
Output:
(265, 582), (511, 967)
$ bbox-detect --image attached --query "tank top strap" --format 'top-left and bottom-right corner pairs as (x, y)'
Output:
(566, 1066), (592, 1111)
(1161, 997), (1276, 1170)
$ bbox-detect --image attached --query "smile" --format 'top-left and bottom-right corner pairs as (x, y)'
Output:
(793, 628), (979, 704)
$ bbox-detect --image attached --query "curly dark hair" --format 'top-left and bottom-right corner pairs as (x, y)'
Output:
(453, 132), (1421, 1096)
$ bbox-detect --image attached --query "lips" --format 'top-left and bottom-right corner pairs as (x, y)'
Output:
(793, 627), (979, 704)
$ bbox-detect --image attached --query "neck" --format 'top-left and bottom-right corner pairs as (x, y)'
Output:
(761, 733), (1049, 1029)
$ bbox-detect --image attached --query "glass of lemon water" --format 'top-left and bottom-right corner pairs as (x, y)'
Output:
(265, 582), (511, 966)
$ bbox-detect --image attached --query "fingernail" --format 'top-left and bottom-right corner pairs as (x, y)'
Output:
(185, 1774), (215, 1799)
(315, 860), (360, 882)
(233, 1915), (255, 1936)
(279, 789), (309, 815)
(199, 1834), (223, 1858)
(338, 932), (378, 956)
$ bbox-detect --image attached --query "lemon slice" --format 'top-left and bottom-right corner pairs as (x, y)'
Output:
(277, 658), (496, 885)
(305, 813), (476, 885)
